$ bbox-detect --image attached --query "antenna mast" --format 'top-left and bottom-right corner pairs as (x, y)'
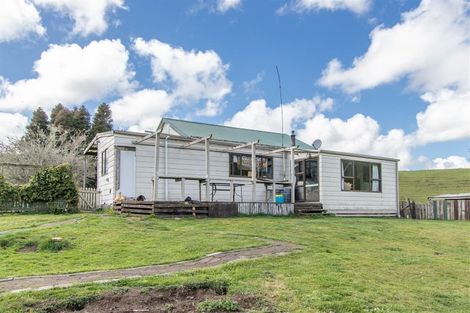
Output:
(275, 65), (284, 147)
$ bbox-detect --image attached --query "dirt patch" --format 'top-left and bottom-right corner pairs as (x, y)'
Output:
(16, 242), (38, 253)
(35, 285), (272, 313)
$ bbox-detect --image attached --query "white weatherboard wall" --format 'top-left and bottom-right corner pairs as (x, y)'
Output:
(97, 134), (290, 204)
(96, 135), (115, 205)
(319, 152), (398, 215)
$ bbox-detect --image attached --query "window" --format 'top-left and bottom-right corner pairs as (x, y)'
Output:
(341, 159), (381, 192)
(101, 148), (108, 176)
(229, 153), (273, 179)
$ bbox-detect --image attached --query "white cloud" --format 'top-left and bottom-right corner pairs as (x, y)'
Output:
(133, 37), (232, 113)
(110, 89), (173, 131)
(415, 90), (470, 145)
(0, 112), (28, 142)
(0, 0), (45, 42)
(278, 0), (371, 15)
(242, 72), (264, 96)
(216, 0), (241, 13)
(0, 39), (135, 112)
(224, 97), (333, 133)
(319, 0), (469, 94)
(430, 156), (470, 169)
(33, 0), (125, 36)
(298, 113), (413, 166)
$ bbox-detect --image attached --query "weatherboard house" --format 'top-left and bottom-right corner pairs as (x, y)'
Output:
(85, 118), (399, 216)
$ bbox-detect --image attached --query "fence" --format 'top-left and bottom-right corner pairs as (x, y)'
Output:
(237, 202), (294, 216)
(400, 199), (470, 220)
(0, 200), (70, 213)
(78, 188), (100, 210)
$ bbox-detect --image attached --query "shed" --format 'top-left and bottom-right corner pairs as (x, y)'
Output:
(428, 193), (470, 220)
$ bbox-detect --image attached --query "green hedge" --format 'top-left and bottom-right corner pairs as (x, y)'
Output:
(0, 164), (78, 212)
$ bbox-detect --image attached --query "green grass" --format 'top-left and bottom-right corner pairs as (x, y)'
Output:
(400, 168), (470, 203)
(0, 213), (84, 232)
(0, 214), (469, 313)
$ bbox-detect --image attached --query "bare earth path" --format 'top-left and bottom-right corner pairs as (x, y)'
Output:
(0, 240), (302, 293)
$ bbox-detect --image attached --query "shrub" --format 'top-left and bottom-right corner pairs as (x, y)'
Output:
(22, 164), (78, 207)
(39, 238), (71, 252)
(197, 299), (240, 312)
(0, 176), (21, 205)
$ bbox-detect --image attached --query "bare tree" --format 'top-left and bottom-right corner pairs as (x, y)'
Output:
(0, 127), (94, 185)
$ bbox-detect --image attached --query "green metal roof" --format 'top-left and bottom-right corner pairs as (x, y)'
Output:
(161, 118), (312, 149)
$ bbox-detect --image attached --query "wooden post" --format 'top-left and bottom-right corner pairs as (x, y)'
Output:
(290, 147), (296, 204)
(251, 142), (256, 202)
(272, 182), (276, 203)
(82, 155), (87, 189)
(181, 178), (186, 200)
(205, 138), (210, 202)
(229, 180), (234, 202)
(152, 132), (160, 201)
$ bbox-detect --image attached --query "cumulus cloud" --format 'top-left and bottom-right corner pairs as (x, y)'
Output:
(33, 0), (125, 36)
(318, 0), (469, 94)
(0, 0), (45, 42)
(278, 0), (371, 15)
(216, 0), (241, 13)
(429, 156), (470, 169)
(0, 112), (28, 142)
(415, 90), (470, 145)
(110, 89), (173, 131)
(224, 97), (333, 133)
(0, 39), (135, 112)
(133, 37), (231, 115)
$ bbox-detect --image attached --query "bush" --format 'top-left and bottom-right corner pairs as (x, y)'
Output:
(39, 238), (71, 252)
(0, 176), (21, 205)
(197, 299), (240, 312)
(22, 164), (78, 207)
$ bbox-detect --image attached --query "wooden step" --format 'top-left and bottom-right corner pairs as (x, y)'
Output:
(294, 202), (325, 214)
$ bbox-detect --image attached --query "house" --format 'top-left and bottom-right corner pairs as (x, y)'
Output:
(84, 118), (399, 216)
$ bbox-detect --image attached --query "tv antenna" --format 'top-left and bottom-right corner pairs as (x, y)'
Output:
(275, 65), (284, 147)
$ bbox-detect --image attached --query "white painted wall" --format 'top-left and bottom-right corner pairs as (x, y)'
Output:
(98, 134), (291, 204)
(319, 152), (398, 215)
(96, 135), (115, 205)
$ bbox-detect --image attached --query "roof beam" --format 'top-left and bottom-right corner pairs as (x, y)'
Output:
(258, 146), (298, 156)
(183, 135), (212, 148)
(226, 140), (259, 151)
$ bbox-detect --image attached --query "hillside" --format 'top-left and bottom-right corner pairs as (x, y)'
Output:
(399, 168), (470, 203)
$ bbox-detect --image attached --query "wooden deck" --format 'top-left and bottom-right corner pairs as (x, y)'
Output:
(115, 201), (238, 217)
(294, 202), (325, 215)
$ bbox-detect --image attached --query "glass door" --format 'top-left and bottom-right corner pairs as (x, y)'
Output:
(295, 158), (319, 202)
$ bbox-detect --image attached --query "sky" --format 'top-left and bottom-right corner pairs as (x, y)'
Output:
(0, 0), (469, 170)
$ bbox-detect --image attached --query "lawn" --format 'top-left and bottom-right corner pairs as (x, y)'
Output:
(0, 213), (469, 313)
(0, 213), (85, 232)
(399, 168), (470, 203)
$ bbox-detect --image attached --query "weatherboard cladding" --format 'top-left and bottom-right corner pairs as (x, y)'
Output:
(161, 118), (312, 149)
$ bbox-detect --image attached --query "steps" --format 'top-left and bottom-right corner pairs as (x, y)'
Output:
(294, 202), (325, 215)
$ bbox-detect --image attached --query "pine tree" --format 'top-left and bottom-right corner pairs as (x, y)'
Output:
(50, 103), (65, 125)
(25, 107), (49, 139)
(89, 103), (113, 141)
(71, 105), (91, 134)
(52, 107), (73, 131)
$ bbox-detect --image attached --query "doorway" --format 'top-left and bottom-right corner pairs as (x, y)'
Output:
(294, 158), (319, 202)
(117, 148), (136, 198)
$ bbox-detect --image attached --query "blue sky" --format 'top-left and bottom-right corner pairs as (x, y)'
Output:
(0, 0), (468, 169)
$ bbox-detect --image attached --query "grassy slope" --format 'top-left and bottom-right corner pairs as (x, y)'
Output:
(0, 213), (85, 232)
(0, 214), (469, 313)
(399, 168), (470, 203)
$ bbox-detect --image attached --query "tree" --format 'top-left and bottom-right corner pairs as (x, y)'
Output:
(50, 103), (65, 125)
(52, 106), (73, 130)
(89, 103), (113, 141)
(71, 105), (91, 134)
(0, 127), (91, 185)
(25, 107), (49, 139)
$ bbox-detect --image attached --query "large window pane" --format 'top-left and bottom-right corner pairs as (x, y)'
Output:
(354, 162), (371, 191)
(342, 160), (353, 177)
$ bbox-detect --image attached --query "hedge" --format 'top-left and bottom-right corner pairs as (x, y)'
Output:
(0, 164), (78, 212)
